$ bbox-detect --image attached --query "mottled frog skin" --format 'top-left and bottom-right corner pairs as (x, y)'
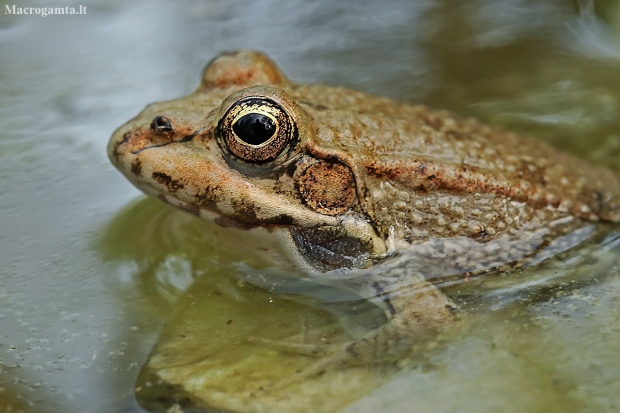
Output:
(109, 50), (620, 363)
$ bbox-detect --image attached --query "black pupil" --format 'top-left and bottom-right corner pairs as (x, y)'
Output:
(232, 113), (276, 145)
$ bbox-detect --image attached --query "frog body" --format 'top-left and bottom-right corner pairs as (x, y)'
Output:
(109, 50), (620, 364)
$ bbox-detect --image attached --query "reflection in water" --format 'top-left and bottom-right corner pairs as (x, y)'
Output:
(101, 198), (620, 412)
(102, 199), (396, 412)
(135, 269), (391, 413)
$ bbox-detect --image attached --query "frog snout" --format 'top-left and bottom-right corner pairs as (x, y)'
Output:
(108, 115), (199, 167)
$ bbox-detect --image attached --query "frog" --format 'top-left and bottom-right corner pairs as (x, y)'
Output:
(108, 49), (620, 367)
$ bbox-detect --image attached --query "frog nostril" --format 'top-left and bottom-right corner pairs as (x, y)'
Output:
(151, 116), (173, 132)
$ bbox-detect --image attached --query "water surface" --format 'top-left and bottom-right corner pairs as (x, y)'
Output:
(1, 0), (620, 412)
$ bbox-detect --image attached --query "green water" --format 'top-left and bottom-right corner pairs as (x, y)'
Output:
(1, 0), (620, 412)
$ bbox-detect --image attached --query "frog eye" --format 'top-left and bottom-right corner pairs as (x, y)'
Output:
(218, 97), (297, 162)
(151, 116), (173, 132)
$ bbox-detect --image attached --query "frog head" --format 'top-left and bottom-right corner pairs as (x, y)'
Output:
(108, 50), (387, 272)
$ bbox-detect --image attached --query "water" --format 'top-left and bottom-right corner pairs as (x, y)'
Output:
(1, 0), (620, 412)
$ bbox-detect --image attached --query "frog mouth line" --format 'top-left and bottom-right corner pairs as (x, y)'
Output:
(152, 189), (334, 231)
(177, 195), (384, 271)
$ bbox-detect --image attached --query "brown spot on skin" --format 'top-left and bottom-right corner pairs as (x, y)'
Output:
(195, 186), (221, 211)
(264, 214), (295, 225)
(297, 161), (357, 215)
(214, 212), (293, 229)
(110, 131), (131, 163)
(151, 172), (184, 192)
(231, 198), (260, 222)
(179, 203), (200, 217)
(214, 216), (258, 230)
(130, 160), (142, 176)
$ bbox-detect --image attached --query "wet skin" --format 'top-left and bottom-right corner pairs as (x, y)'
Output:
(109, 50), (620, 363)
